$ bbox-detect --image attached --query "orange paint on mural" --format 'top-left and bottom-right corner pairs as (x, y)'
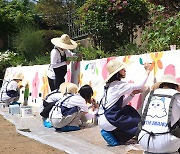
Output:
(41, 72), (49, 99)
(150, 52), (163, 76)
(123, 56), (131, 63)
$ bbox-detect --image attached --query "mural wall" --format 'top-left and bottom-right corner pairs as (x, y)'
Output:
(3, 50), (180, 110)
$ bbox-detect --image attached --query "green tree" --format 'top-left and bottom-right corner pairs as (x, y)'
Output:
(0, 0), (36, 50)
(77, 0), (149, 53)
(35, 0), (76, 30)
(141, 5), (180, 52)
(0, 0), (35, 35)
(147, 0), (179, 14)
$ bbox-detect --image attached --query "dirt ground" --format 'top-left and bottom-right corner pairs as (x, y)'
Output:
(0, 114), (66, 154)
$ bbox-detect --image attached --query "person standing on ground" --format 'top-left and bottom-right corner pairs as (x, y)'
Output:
(97, 58), (151, 146)
(47, 34), (79, 91)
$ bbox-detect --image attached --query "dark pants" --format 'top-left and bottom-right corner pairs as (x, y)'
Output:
(112, 127), (134, 143)
(48, 77), (55, 91)
(53, 65), (67, 89)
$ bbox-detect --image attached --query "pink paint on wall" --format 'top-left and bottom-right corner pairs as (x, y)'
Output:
(164, 64), (180, 84)
(129, 93), (142, 110)
(164, 64), (175, 76)
(32, 72), (40, 100)
(100, 59), (108, 80)
(66, 69), (71, 82)
(176, 78), (180, 84)
(107, 57), (115, 63)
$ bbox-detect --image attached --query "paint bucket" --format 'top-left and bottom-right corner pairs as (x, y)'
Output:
(21, 106), (33, 117)
(9, 104), (20, 115)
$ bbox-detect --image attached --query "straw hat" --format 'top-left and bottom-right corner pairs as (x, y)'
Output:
(13, 73), (24, 80)
(152, 74), (180, 90)
(104, 58), (132, 82)
(60, 82), (78, 95)
(51, 34), (77, 50)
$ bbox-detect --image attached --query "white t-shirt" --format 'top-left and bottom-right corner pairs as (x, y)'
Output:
(138, 88), (180, 153)
(39, 90), (63, 113)
(0, 80), (18, 101)
(98, 73), (149, 131)
(59, 94), (89, 113)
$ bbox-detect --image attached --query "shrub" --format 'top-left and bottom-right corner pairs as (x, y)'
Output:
(142, 6), (180, 52)
(14, 26), (64, 63)
(14, 26), (44, 61)
(76, 46), (112, 60)
(115, 43), (143, 56)
(37, 30), (64, 53)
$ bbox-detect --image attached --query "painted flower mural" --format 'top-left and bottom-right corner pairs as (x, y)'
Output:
(150, 52), (163, 76)
(66, 69), (71, 82)
(84, 62), (97, 75)
(101, 57), (116, 80)
(32, 72), (40, 102)
(4, 49), (180, 117)
(78, 73), (83, 86)
(139, 52), (163, 84)
(123, 56), (131, 63)
(101, 58), (108, 80)
(164, 64), (180, 84)
(41, 72), (49, 99)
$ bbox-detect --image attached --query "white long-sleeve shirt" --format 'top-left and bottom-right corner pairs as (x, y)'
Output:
(101, 73), (149, 109)
(98, 73), (149, 131)
(47, 47), (75, 79)
(50, 48), (74, 69)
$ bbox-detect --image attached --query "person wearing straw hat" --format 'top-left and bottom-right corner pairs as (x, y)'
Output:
(97, 58), (151, 146)
(0, 73), (24, 107)
(40, 82), (78, 128)
(49, 84), (99, 132)
(47, 34), (80, 91)
(138, 74), (180, 154)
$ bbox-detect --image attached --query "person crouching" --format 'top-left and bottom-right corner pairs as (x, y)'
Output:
(40, 82), (78, 128)
(49, 85), (99, 132)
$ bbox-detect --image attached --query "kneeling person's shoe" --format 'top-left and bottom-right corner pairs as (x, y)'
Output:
(101, 129), (120, 146)
(43, 119), (52, 128)
(57, 126), (80, 132)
